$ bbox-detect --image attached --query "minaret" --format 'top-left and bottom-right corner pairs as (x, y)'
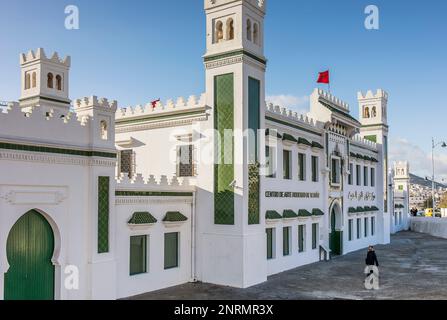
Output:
(196, 0), (267, 287)
(19, 48), (71, 115)
(393, 161), (410, 229)
(358, 89), (390, 243)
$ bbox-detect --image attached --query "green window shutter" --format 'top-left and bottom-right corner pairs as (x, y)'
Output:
(283, 150), (290, 179)
(371, 217), (375, 235)
(298, 225), (305, 252)
(98, 176), (110, 253)
(214, 74), (235, 225)
(348, 219), (353, 241)
(357, 218), (361, 239)
(164, 232), (179, 269)
(312, 223), (318, 249)
(283, 227), (290, 256)
(298, 153), (306, 181)
(311, 156), (318, 182)
(129, 235), (147, 275)
(266, 228), (273, 259)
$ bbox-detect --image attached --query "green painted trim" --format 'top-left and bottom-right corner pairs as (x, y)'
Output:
(163, 211), (188, 222)
(0, 141), (117, 158)
(282, 133), (297, 143)
(350, 142), (379, 154)
(98, 176), (110, 254)
(298, 137), (312, 147)
(115, 109), (206, 126)
(116, 191), (193, 197)
(204, 49), (267, 65)
(311, 141), (324, 149)
(319, 100), (361, 125)
(298, 209), (312, 217)
(348, 207), (357, 213)
(283, 209), (298, 218)
(312, 208), (325, 216)
(128, 212), (157, 224)
(356, 206), (365, 212)
(266, 210), (282, 220)
(265, 128), (282, 139)
(361, 123), (389, 129)
(371, 206), (379, 211)
(19, 95), (71, 105)
(265, 116), (322, 137)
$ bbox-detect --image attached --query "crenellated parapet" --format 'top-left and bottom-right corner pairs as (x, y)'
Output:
(351, 134), (378, 151)
(116, 94), (206, 120)
(357, 89), (388, 100)
(0, 97), (117, 149)
(116, 173), (195, 192)
(265, 102), (320, 129)
(74, 96), (118, 115)
(313, 88), (350, 112)
(20, 48), (70, 67)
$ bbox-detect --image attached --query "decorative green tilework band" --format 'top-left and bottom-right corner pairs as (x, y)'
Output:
(214, 74), (235, 225)
(248, 77), (260, 225)
(0, 141), (116, 158)
(248, 163), (260, 224)
(98, 176), (110, 253)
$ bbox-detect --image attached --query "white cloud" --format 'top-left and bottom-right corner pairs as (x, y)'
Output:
(266, 94), (309, 113)
(389, 137), (447, 182)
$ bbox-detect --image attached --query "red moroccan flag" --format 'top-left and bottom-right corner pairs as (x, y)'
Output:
(150, 98), (160, 108)
(317, 70), (330, 84)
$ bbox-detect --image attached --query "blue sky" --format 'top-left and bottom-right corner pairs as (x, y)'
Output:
(1, 0), (446, 179)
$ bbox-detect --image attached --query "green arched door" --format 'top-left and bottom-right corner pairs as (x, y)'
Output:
(4, 210), (55, 300)
(329, 208), (342, 256)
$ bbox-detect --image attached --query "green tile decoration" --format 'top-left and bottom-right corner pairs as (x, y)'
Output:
(0, 141), (116, 158)
(214, 74), (235, 225)
(128, 212), (157, 225)
(248, 77), (260, 225)
(248, 163), (260, 224)
(98, 176), (110, 253)
(163, 211), (188, 222)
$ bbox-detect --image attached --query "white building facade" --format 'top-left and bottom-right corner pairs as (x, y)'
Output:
(391, 161), (410, 233)
(0, 0), (391, 300)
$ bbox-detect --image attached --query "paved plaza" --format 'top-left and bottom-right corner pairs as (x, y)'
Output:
(129, 231), (447, 300)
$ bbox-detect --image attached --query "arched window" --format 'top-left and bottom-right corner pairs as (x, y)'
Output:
(100, 120), (108, 140)
(47, 73), (54, 88)
(226, 18), (234, 40)
(25, 73), (30, 90)
(363, 106), (370, 118)
(32, 72), (37, 88)
(56, 75), (62, 90)
(372, 106), (377, 117)
(253, 23), (259, 45)
(247, 19), (252, 41)
(215, 21), (224, 43)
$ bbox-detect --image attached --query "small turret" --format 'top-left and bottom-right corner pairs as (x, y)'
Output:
(19, 48), (71, 115)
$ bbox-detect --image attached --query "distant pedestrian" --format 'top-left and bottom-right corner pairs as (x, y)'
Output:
(365, 246), (379, 268)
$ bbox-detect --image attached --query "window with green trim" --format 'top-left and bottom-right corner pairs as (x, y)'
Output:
(164, 232), (179, 269)
(311, 156), (318, 182)
(265, 146), (276, 178)
(364, 166), (369, 186)
(298, 153), (306, 181)
(371, 167), (375, 187)
(348, 219), (353, 241)
(129, 235), (147, 276)
(312, 223), (318, 250)
(283, 227), (291, 256)
(266, 228), (274, 260)
(298, 225), (306, 253)
(283, 150), (291, 180)
(371, 217), (375, 236)
(364, 217), (369, 237)
(356, 165), (361, 186)
(357, 218), (361, 239)
(348, 163), (353, 185)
